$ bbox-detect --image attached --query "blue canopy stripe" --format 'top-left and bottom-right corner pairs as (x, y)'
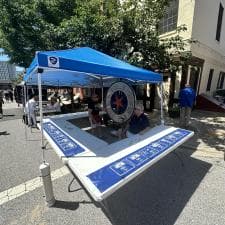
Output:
(24, 47), (162, 86)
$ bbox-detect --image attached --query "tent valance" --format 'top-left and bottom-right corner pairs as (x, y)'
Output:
(24, 47), (162, 87)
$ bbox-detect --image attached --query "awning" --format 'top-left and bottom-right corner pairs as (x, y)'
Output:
(24, 47), (162, 87)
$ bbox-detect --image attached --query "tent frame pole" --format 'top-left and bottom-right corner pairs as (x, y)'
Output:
(23, 84), (28, 140)
(38, 69), (45, 162)
(26, 85), (32, 132)
(101, 77), (104, 108)
(160, 82), (164, 125)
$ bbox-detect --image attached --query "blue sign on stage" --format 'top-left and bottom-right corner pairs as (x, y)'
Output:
(43, 122), (85, 157)
(87, 129), (192, 193)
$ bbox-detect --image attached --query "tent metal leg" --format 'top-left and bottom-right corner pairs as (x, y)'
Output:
(66, 166), (95, 203)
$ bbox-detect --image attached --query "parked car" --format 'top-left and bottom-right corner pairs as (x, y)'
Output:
(213, 89), (225, 102)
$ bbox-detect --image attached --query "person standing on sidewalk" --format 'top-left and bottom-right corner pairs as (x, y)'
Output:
(25, 95), (38, 127)
(179, 83), (196, 127)
(0, 91), (4, 118)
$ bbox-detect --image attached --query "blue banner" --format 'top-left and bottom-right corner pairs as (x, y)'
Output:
(43, 122), (85, 157)
(87, 129), (191, 193)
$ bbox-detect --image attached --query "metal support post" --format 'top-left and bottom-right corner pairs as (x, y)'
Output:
(39, 163), (55, 207)
(38, 71), (45, 153)
(160, 83), (165, 125)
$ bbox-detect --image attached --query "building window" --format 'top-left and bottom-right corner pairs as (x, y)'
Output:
(158, 0), (179, 34)
(206, 69), (214, 91)
(216, 3), (224, 41)
(217, 72), (225, 89)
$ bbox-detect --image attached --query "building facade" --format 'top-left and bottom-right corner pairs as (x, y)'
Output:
(159, 0), (225, 104)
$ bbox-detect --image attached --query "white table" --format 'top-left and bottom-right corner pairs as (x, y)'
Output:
(42, 112), (194, 202)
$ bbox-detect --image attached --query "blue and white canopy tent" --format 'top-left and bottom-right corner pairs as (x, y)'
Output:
(24, 47), (193, 206)
(24, 47), (162, 86)
(24, 47), (165, 144)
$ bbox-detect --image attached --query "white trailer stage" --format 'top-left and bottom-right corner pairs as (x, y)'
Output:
(42, 112), (194, 202)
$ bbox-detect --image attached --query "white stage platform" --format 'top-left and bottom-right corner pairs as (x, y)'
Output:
(42, 112), (194, 202)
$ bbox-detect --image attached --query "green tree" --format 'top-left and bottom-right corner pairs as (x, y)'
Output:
(0, 0), (79, 67)
(0, 0), (189, 71)
(119, 0), (191, 71)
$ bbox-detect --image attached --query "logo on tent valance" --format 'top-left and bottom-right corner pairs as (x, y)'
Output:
(48, 56), (59, 68)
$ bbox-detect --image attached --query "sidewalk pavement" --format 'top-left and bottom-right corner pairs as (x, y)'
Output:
(0, 104), (225, 225)
(149, 109), (225, 159)
(0, 101), (23, 122)
(1, 101), (21, 109)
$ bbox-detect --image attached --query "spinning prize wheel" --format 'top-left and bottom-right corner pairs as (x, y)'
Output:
(106, 82), (136, 123)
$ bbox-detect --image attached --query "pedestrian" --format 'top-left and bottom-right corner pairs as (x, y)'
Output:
(88, 93), (102, 137)
(25, 95), (38, 127)
(9, 90), (13, 102)
(4, 90), (9, 102)
(47, 97), (61, 112)
(111, 102), (150, 139)
(0, 91), (4, 118)
(178, 83), (196, 127)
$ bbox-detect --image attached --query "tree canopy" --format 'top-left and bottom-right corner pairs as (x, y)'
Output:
(0, 0), (189, 70)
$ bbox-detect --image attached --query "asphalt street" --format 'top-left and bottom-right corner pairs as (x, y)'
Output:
(0, 102), (225, 225)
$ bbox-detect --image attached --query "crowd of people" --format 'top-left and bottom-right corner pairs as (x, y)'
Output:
(24, 94), (61, 128)
(87, 93), (151, 139)
(0, 84), (196, 138)
(3, 89), (14, 102)
(0, 89), (14, 118)
(87, 83), (196, 139)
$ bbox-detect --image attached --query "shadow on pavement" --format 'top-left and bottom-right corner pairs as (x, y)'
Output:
(2, 114), (15, 117)
(0, 131), (10, 135)
(166, 110), (224, 152)
(100, 149), (211, 225)
(56, 135), (210, 225)
(52, 199), (93, 210)
(52, 200), (79, 210)
(190, 110), (225, 152)
(0, 107), (23, 122)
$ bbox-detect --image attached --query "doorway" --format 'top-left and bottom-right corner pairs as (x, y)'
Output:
(189, 66), (200, 92)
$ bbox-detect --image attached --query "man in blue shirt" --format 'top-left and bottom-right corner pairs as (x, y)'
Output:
(111, 103), (150, 138)
(128, 104), (150, 136)
(179, 83), (196, 127)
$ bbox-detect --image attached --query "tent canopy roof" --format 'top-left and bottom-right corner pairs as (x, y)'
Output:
(24, 47), (162, 87)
